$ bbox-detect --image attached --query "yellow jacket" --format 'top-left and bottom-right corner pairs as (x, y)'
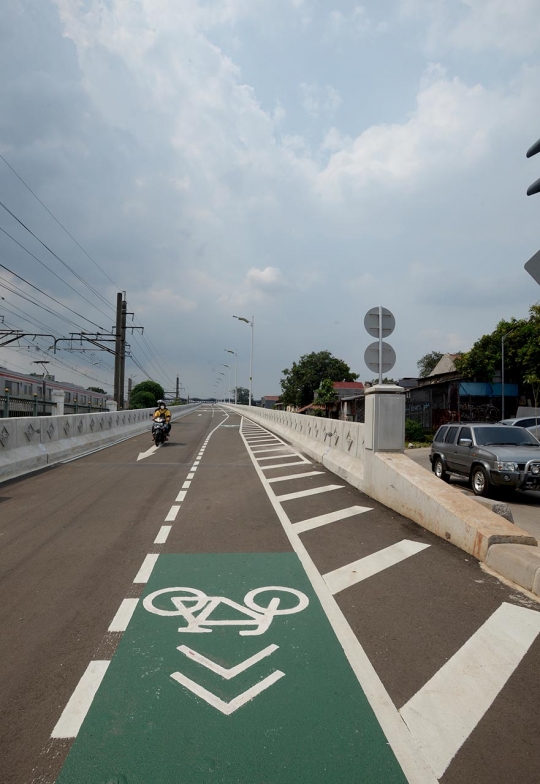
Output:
(153, 407), (171, 422)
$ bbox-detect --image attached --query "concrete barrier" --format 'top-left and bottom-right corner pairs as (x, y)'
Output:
(485, 544), (540, 597)
(0, 404), (200, 484)
(226, 404), (537, 564)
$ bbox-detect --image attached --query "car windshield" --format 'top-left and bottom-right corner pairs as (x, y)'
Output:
(474, 427), (539, 446)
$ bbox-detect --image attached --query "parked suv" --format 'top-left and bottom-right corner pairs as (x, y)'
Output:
(429, 423), (540, 497)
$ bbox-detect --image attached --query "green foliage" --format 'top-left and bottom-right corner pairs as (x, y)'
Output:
(87, 386), (106, 394)
(131, 380), (165, 406)
(417, 351), (443, 378)
(405, 418), (425, 442)
(455, 305), (540, 383)
(129, 390), (156, 409)
(315, 378), (338, 405)
(280, 351), (357, 408)
(236, 387), (251, 405)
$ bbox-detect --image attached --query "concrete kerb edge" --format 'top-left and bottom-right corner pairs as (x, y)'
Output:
(230, 406), (537, 565)
(485, 543), (540, 598)
(0, 404), (200, 484)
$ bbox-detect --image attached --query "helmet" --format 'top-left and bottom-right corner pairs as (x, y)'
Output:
(157, 399), (165, 406)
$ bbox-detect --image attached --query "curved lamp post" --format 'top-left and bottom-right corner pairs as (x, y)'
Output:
(225, 349), (237, 403)
(233, 315), (254, 406)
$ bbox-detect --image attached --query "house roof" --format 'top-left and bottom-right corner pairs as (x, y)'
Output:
(428, 354), (459, 376)
(262, 395), (280, 400)
(332, 381), (364, 389)
(298, 403), (325, 413)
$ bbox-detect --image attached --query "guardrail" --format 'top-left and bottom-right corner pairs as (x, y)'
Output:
(0, 403), (201, 483)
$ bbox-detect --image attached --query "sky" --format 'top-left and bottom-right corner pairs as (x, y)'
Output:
(0, 0), (539, 399)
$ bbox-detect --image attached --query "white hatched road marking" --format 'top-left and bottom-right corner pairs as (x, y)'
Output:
(165, 505), (181, 522)
(276, 485), (345, 502)
(133, 553), (159, 584)
(108, 598), (139, 632)
(293, 505), (373, 533)
(239, 415), (438, 784)
(252, 446), (292, 454)
(400, 601), (540, 778)
(51, 661), (110, 738)
(268, 471), (324, 483)
(323, 540), (431, 595)
(261, 460), (311, 469)
(256, 453), (297, 461)
(154, 525), (172, 544)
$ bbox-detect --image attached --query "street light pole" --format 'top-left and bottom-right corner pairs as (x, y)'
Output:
(222, 364), (231, 403)
(225, 349), (237, 403)
(233, 315), (254, 406)
(501, 329), (516, 420)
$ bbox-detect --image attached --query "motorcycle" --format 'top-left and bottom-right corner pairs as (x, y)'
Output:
(152, 416), (168, 446)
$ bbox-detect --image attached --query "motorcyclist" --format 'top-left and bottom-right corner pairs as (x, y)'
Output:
(153, 399), (172, 440)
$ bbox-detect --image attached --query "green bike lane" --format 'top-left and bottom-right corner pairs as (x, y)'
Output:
(53, 413), (415, 783)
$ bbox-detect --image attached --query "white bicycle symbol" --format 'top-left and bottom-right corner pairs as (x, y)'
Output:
(143, 585), (309, 636)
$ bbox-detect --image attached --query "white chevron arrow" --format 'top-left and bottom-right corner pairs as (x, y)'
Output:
(171, 670), (284, 715)
(171, 644), (283, 714)
(177, 644), (278, 678)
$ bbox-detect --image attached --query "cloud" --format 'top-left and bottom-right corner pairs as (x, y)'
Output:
(299, 83), (342, 118)
(247, 266), (286, 291)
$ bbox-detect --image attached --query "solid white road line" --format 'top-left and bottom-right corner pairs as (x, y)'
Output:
(276, 484), (344, 502)
(176, 490), (187, 502)
(165, 505), (181, 522)
(256, 453), (297, 461)
(239, 418), (438, 784)
(323, 540), (431, 595)
(108, 598), (139, 632)
(133, 553), (159, 583)
(51, 661), (110, 738)
(261, 460), (311, 469)
(293, 505), (373, 533)
(154, 525), (172, 544)
(182, 481), (191, 489)
(400, 601), (540, 778)
(268, 471), (324, 483)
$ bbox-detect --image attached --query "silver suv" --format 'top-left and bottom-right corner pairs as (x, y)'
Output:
(430, 423), (540, 497)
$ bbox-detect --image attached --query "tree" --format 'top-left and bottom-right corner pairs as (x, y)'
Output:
(315, 378), (338, 405)
(236, 387), (251, 405)
(417, 352), (443, 378)
(130, 380), (165, 407)
(129, 390), (156, 409)
(87, 386), (106, 394)
(455, 305), (540, 385)
(280, 350), (358, 409)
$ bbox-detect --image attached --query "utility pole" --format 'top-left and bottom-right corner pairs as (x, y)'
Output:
(119, 296), (127, 408)
(176, 376), (180, 400)
(114, 292), (122, 406)
(127, 376), (133, 406)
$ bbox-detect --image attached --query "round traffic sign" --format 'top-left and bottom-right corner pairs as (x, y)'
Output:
(364, 341), (396, 374)
(364, 307), (395, 338)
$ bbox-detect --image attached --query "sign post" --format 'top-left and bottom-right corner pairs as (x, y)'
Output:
(364, 306), (396, 383)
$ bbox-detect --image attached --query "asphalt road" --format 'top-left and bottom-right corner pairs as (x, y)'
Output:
(406, 447), (540, 540)
(1, 408), (539, 783)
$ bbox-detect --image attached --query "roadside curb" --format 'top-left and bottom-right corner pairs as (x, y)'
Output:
(486, 544), (540, 598)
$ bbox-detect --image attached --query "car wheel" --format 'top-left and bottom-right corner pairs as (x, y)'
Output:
(472, 466), (491, 497)
(433, 457), (450, 483)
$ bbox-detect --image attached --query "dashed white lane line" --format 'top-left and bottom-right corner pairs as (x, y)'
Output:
(268, 471), (324, 483)
(182, 481), (191, 489)
(154, 525), (172, 544)
(51, 661), (110, 738)
(400, 601), (540, 779)
(276, 485), (344, 502)
(261, 460), (310, 469)
(133, 553), (159, 583)
(193, 461), (200, 466)
(165, 505), (181, 522)
(187, 472), (195, 479)
(108, 598), (139, 632)
(293, 505), (373, 533)
(176, 490), (187, 503)
(323, 540), (431, 595)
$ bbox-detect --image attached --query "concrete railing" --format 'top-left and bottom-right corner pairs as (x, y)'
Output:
(0, 404), (201, 484)
(227, 396), (538, 575)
